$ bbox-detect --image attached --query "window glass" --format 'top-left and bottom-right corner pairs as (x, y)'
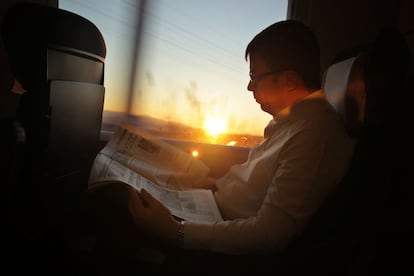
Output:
(59, 0), (288, 147)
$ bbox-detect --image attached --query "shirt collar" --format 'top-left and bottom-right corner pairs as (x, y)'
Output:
(265, 90), (328, 138)
(274, 89), (326, 122)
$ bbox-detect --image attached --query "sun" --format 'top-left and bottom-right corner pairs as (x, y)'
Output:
(204, 118), (226, 136)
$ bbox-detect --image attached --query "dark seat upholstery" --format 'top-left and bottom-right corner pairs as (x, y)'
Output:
(2, 2), (106, 176)
(276, 26), (411, 276)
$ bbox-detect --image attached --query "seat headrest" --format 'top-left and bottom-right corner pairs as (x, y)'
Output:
(323, 26), (410, 139)
(323, 55), (366, 137)
(1, 2), (106, 91)
(1, 2), (106, 59)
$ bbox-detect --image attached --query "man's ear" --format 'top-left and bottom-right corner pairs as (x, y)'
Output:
(284, 70), (302, 91)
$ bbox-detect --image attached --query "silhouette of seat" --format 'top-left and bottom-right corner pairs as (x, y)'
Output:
(275, 26), (410, 276)
(1, 3), (107, 271)
(2, 2), (106, 178)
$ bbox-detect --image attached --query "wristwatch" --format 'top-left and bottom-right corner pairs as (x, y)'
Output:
(178, 221), (185, 247)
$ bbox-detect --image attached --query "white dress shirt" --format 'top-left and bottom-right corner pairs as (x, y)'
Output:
(183, 90), (354, 255)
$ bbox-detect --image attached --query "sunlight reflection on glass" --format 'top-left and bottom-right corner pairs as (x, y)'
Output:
(191, 149), (199, 158)
(227, 141), (236, 146)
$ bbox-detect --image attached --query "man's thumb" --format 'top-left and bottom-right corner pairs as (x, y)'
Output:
(140, 188), (158, 206)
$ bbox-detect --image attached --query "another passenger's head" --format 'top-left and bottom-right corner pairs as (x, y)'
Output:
(245, 20), (321, 115)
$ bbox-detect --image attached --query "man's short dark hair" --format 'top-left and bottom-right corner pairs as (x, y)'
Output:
(245, 20), (321, 91)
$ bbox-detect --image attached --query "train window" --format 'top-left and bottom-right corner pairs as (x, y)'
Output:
(59, 0), (288, 147)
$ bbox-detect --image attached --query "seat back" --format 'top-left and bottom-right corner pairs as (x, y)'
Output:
(323, 54), (366, 138)
(2, 2), (106, 177)
(278, 26), (410, 276)
(1, 3), (107, 249)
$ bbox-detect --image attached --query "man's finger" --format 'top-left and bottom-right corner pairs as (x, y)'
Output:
(126, 185), (146, 218)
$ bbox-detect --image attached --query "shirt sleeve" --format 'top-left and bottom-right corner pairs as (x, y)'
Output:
(182, 125), (353, 255)
(183, 203), (296, 255)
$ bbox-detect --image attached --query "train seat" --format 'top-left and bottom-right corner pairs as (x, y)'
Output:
(278, 26), (411, 275)
(2, 2), (107, 178)
(1, 3), (107, 272)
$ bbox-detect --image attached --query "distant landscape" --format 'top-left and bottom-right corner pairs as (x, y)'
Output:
(102, 111), (264, 148)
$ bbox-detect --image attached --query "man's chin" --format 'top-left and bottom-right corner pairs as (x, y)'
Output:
(259, 104), (269, 112)
(260, 105), (276, 116)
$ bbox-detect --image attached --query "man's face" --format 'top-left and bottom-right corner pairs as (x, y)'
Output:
(247, 52), (290, 116)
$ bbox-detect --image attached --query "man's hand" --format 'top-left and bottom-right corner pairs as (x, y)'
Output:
(127, 186), (181, 247)
(192, 176), (217, 190)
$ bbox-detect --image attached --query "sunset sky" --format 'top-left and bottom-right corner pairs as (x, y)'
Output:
(60, 0), (288, 136)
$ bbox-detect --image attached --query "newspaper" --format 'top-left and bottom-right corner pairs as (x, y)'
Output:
(88, 124), (223, 223)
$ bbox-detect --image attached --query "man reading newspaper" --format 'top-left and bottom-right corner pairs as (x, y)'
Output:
(88, 124), (223, 224)
(81, 20), (353, 273)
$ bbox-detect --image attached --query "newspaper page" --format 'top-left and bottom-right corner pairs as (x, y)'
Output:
(88, 125), (223, 223)
(98, 124), (210, 190)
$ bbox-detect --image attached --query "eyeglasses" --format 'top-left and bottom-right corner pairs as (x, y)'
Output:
(249, 70), (282, 85)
